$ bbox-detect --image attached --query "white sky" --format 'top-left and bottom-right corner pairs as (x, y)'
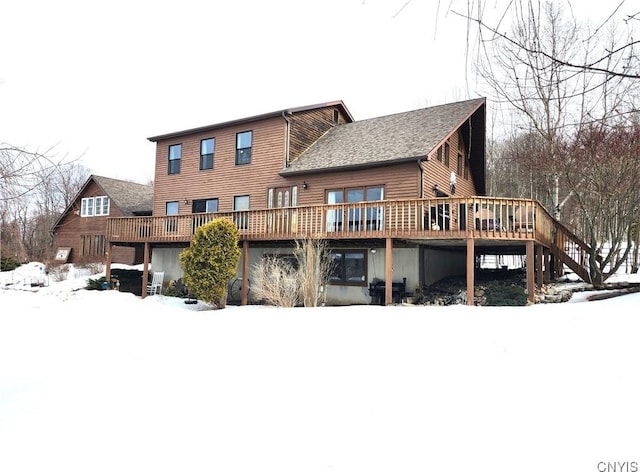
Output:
(0, 0), (629, 184)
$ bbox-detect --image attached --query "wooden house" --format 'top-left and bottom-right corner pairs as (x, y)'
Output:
(52, 175), (153, 264)
(104, 98), (592, 304)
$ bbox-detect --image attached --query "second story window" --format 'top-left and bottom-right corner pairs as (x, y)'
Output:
(80, 196), (109, 217)
(444, 142), (450, 168)
(200, 138), (214, 170)
(168, 144), (182, 175)
(236, 131), (252, 165)
(94, 196), (110, 216)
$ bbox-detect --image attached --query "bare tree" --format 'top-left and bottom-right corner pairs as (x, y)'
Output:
(251, 239), (333, 307)
(487, 130), (551, 200)
(473, 2), (594, 218)
(631, 222), (640, 274)
(294, 238), (333, 307)
(562, 122), (640, 286)
(455, 0), (639, 79)
(251, 255), (302, 307)
(1, 143), (85, 264)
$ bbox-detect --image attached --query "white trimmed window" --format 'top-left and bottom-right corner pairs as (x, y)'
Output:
(81, 196), (110, 217)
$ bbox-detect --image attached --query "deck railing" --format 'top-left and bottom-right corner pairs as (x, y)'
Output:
(107, 197), (553, 243)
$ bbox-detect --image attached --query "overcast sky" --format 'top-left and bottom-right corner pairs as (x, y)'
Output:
(0, 0), (627, 184)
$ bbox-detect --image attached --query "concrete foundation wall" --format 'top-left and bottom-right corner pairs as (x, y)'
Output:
(151, 244), (421, 306)
(150, 247), (184, 282)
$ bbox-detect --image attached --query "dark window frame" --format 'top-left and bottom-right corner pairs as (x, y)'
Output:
(166, 201), (179, 232)
(328, 249), (367, 286)
(192, 198), (219, 213)
(235, 131), (252, 165)
(168, 143), (182, 175)
(325, 185), (385, 232)
(444, 142), (450, 168)
(200, 138), (215, 170)
(233, 194), (250, 229)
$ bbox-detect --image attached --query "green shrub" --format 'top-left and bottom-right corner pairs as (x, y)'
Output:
(86, 276), (109, 290)
(1, 257), (20, 272)
(484, 283), (528, 306)
(163, 279), (189, 298)
(179, 218), (241, 308)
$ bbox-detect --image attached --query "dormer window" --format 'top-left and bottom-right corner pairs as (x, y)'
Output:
(81, 196), (109, 217)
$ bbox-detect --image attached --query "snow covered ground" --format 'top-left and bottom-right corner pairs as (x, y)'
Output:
(1, 263), (639, 472)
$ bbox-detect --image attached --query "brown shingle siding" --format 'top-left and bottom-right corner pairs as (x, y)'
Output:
(54, 179), (140, 264)
(288, 106), (350, 163)
(152, 117), (288, 215)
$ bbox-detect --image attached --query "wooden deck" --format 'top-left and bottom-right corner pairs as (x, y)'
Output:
(107, 197), (549, 243)
(107, 196), (592, 283)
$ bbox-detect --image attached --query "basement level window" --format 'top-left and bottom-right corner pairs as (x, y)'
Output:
(329, 250), (366, 286)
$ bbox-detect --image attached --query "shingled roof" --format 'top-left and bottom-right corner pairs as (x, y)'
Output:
(280, 97), (486, 175)
(92, 175), (153, 215)
(52, 175), (153, 233)
(147, 100), (354, 142)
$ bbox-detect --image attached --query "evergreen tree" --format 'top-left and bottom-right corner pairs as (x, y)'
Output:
(179, 218), (241, 308)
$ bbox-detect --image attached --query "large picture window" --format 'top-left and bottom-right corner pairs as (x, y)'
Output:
(326, 186), (384, 232)
(168, 144), (182, 174)
(80, 196), (109, 217)
(236, 131), (252, 165)
(329, 250), (366, 285)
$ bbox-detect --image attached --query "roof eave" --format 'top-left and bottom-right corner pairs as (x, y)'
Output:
(279, 155), (426, 177)
(148, 100), (354, 142)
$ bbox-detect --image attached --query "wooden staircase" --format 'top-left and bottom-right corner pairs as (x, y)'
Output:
(551, 220), (592, 283)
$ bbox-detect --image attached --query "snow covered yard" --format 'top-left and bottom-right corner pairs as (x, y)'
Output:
(0, 266), (639, 472)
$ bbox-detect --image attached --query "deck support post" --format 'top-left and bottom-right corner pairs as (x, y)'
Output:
(105, 243), (113, 281)
(466, 238), (475, 306)
(543, 247), (551, 284)
(241, 240), (249, 306)
(526, 240), (535, 302)
(142, 242), (150, 299)
(535, 244), (543, 288)
(555, 250), (564, 279)
(385, 237), (393, 305)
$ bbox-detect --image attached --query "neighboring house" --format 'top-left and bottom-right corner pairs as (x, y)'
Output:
(52, 175), (153, 264)
(105, 98), (592, 304)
